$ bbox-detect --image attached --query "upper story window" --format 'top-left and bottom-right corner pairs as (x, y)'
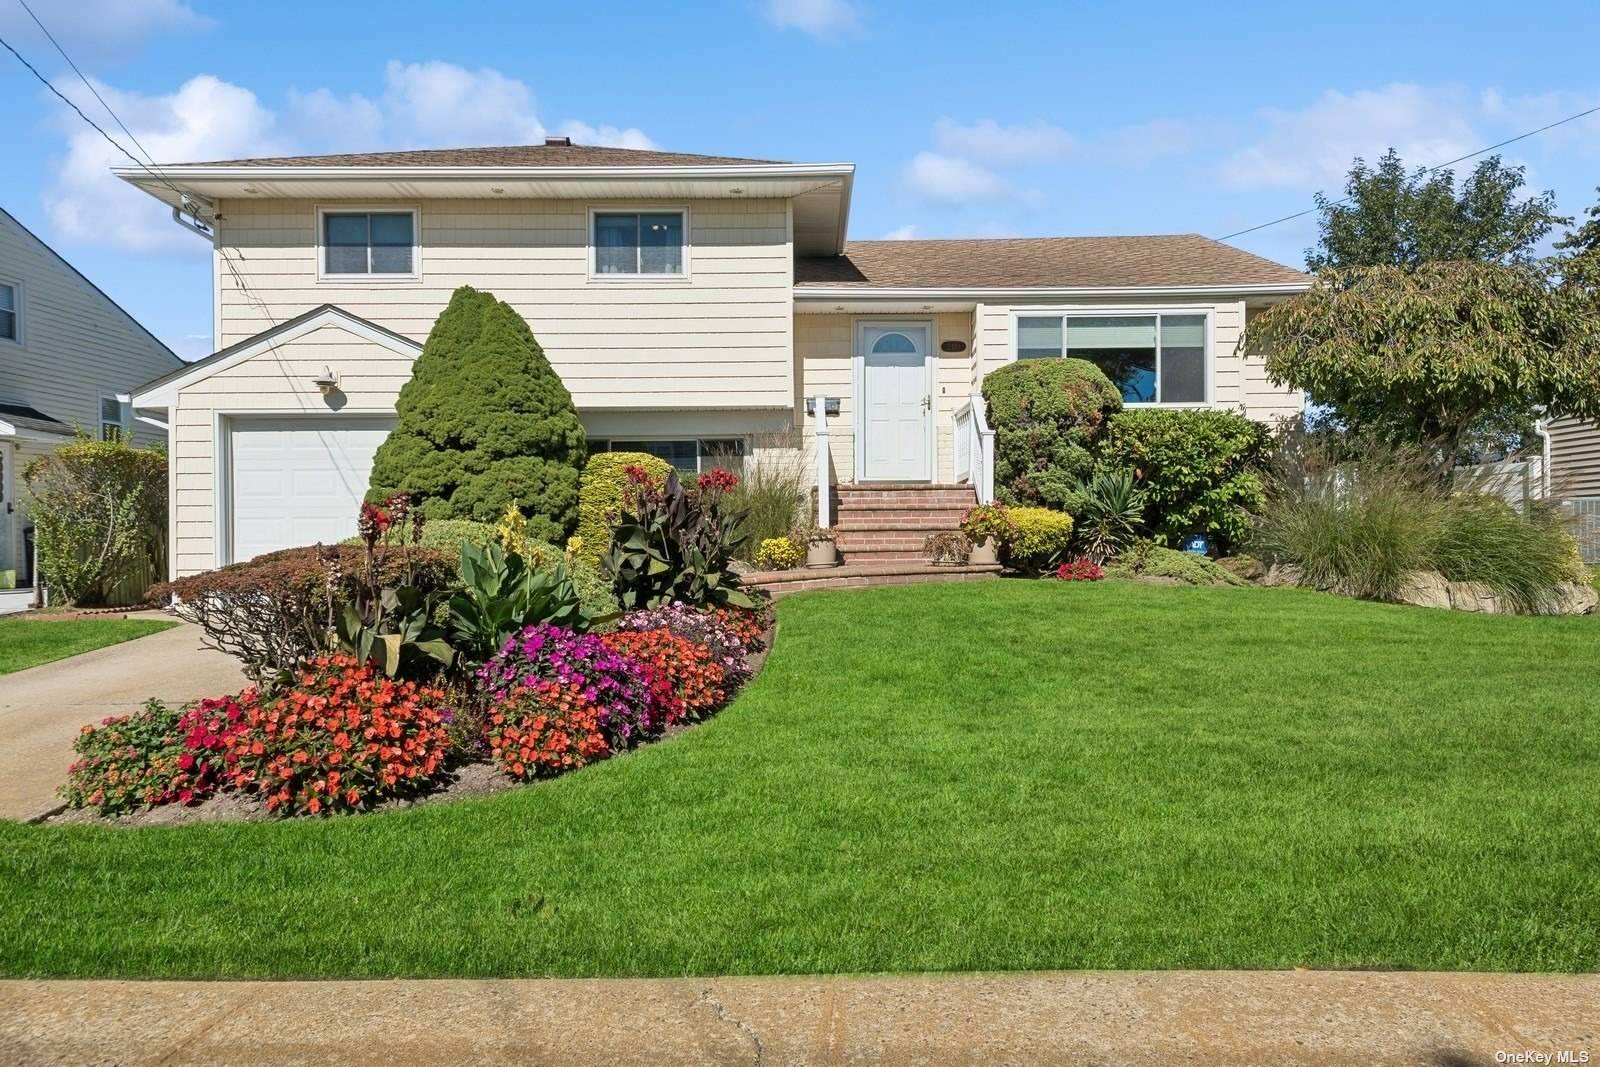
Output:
(592, 211), (685, 276)
(1017, 312), (1207, 404)
(99, 396), (126, 441)
(0, 283), (17, 342)
(321, 211), (416, 277)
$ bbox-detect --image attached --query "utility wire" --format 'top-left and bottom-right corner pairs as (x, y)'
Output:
(14, 0), (186, 200)
(1216, 103), (1600, 242)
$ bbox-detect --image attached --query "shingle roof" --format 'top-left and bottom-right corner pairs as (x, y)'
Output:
(176, 143), (785, 168)
(794, 235), (1308, 290)
(0, 402), (72, 436)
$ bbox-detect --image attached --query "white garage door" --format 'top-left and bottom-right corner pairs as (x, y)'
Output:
(228, 416), (395, 563)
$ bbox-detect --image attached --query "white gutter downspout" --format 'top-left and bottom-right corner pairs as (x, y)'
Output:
(1533, 417), (1553, 498)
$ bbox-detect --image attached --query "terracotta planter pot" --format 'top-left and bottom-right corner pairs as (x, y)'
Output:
(968, 536), (999, 566)
(806, 541), (839, 568)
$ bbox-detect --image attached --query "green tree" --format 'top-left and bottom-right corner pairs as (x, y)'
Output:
(1242, 261), (1600, 468)
(981, 358), (1122, 510)
(1555, 185), (1600, 289)
(368, 286), (586, 542)
(1307, 150), (1568, 272)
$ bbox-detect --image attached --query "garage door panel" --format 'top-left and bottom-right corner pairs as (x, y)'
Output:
(228, 417), (395, 563)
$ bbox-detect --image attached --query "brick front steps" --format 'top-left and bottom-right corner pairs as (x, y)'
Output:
(745, 561), (1003, 597)
(829, 482), (979, 566)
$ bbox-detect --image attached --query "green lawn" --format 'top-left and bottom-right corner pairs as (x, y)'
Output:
(2, 581), (1597, 977)
(0, 616), (174, 674)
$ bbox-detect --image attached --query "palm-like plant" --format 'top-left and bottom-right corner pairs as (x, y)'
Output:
(1072, 468), (1147, 563)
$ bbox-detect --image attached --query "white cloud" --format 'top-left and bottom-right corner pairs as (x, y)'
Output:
(41, 62), (656, 253)
(764, 0), (860, 40)
(881, 224), (920, 240)
(902, 152), (1007, 204)
(932, 118), (1074, 165)
(1480, 88), (1600, 155)
(45, 75), (286, 253)
(1218, 84), (1482, 191)
(0, 0), (209, 61)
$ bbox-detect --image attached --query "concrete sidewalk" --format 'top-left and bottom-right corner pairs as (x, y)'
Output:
(1, 971), (1594, 1066)
(0, 620), (245, 820)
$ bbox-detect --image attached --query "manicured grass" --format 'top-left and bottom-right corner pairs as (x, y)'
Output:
(0, 617), (174, 674)
(2, 581), (1597, 977)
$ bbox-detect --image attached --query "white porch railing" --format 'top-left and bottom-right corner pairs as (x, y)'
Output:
(810, 393), (833, 528)
(953, 395), (996, 504)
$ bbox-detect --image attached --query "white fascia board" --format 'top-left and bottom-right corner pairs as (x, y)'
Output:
(793, 281), (1312, 301)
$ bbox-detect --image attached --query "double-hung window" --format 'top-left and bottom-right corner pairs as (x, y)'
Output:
(0, 283), (17, 342)
(322, 211), (416, 277)
(592, 211), (685, 276)
(1016, 312), (1207, 404)
(99, 396), (125, 441)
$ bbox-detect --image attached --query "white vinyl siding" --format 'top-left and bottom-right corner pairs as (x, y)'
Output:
(215, 197), (794, 410)
(0, 210), (180, 575)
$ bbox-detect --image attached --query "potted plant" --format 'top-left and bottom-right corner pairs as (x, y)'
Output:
(924, 531), (970, 566)
(794, 526), (839, 568)
(960, 504), (1015, 566)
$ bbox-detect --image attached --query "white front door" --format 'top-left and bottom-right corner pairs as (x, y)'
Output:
(227, 416), (396, 564)
(859, 323), (932, 481)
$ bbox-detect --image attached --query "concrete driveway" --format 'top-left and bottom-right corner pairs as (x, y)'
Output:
(0, 619), (244, 820)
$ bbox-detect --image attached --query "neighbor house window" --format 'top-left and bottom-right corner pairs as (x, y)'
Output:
(593, 437), (744, 474)
(322, 211), (415, 275)
(99, 396), (125, 441)
(1016, 312), (1207, 404)
(592, 212), (685, 275)
(0, 283), (16, 341)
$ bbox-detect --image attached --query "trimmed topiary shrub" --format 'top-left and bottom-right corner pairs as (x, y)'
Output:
(1003, 507), (1075, 572)
(574, 452), (672, 564)
(982, 358), (1122, 509)
(367, 286), (586, 543)
(1097, 409), (1269, 552)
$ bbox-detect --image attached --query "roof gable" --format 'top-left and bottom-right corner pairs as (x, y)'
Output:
(131, 305), (421, 406)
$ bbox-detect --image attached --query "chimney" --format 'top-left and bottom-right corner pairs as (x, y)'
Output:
(543, 135), (572, 147)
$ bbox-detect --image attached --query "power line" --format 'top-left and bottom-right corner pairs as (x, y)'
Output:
(0, 30), (156, 178)
(14, 0), (184, 200)
(1216, 103), (1600, 242)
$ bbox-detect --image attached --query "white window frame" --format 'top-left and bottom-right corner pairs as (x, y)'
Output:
(591, 436), (747, 474)
(0, 277), (22, 346)
(586, 206), (692, 282)
(315, 206), (422, 283)
(1009, 307), (1214, 408)
(99, 394), (128, 441)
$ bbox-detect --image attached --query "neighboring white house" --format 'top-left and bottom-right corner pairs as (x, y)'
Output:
(1547, 417), (1600, 562)
(0, 207), (182, 590)
(121, 139), (1310, 579)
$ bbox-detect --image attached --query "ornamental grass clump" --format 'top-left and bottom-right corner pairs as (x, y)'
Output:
(222, 654), (453, 816)
(480, 623), (671, 748)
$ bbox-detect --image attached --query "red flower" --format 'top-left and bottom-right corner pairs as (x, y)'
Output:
(696, 467), (738, 494)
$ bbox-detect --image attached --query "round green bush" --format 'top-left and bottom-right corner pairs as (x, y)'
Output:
(367, 286), (587, 543)
(981, 358), (1122, 509)
(1097, 408), (1270, 552)
(1104, 541), (1244, 586)
(574, 452), (672, 564)
(1004, 506), (1075, 572)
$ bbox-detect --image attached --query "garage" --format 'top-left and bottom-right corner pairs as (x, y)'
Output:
(226, 415), (395, 564)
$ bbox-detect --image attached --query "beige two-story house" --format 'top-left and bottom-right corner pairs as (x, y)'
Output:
(122, 139), (1309, 579)
(0, 207), (181, 590)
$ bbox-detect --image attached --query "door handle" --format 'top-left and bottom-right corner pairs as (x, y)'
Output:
(921, 396), (932, 411)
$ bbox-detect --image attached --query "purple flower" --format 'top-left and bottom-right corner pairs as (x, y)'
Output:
(615, 601), (752, 686)
(481, 624), (667, 747)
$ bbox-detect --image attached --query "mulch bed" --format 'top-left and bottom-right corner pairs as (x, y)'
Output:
(42, 621), (776, 829)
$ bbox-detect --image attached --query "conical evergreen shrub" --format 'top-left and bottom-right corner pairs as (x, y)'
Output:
(368, 286), (586, 542)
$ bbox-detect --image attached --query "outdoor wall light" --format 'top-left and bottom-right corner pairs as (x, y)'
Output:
(312, 366), (340, 394)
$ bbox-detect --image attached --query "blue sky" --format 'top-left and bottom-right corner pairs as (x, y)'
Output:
(2, 0), (1598, 359)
